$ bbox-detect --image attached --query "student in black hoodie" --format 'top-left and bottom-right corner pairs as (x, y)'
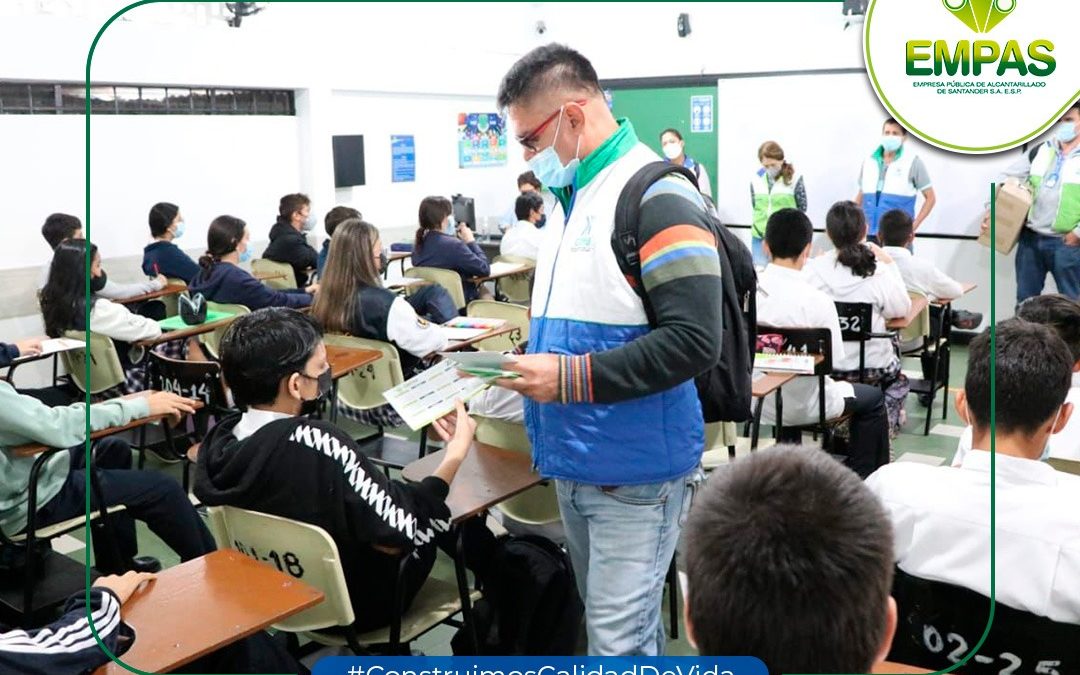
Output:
(193, 307), (496, 633)
(263, 193), (319, 287)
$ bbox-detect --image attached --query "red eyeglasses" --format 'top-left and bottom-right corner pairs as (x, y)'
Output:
(516, 99), (588, 153)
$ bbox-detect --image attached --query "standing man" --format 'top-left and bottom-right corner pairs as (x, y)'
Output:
(495, 44), (723, 655)
(855, 118), (936, 244)
(986, 104), (1080, 304)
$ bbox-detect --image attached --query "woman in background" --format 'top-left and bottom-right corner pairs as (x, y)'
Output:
(411, 196), (490, 305)
(660, 128), (713, 199)
(750, 141), (807, 267)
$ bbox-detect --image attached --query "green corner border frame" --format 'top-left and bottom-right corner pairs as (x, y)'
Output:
(863, 0), (1080, 154)
(78, 1), (997, 674)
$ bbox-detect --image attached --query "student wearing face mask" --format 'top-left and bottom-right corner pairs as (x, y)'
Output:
(750, 141), (807, 267)
(500, 191), (546, 260)
(411, 195), (491, 304)
(141, 202), (200, 283)
(660, 128), (712, 199)
(188, 215), (316, 312)
(984, 103), (1080, 304)
(263, 192), (320, 288)
(854, 118), (936, 244)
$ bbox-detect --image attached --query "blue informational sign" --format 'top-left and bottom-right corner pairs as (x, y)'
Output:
(391, 134), (415, 183)
(690, 94), (714, 133)
(314, 656), (768, 675)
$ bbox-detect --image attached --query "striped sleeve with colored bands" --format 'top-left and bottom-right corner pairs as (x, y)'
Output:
(639, 224), (720, 290)
(558, 354), (593, 404)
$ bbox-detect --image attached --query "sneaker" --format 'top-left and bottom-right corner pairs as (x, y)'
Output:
(951, 310), (983, 330)
(131, 556), (162, 573)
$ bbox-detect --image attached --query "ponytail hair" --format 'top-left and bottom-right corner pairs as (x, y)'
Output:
(415, 196), (452, 251)
(199, 215), (246, 271)
(826, 201), (876, 278)
(758, 141), (795, 186)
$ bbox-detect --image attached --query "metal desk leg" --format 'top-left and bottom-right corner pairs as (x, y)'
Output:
(775, 387), (783, 441)
(750, 396), (764, 451)
(329, 380), (340, 423)
(454, 524), (479, 653)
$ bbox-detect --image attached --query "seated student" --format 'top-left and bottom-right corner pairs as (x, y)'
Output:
(953, 294), (1080, 465)
(188, 215), (315, 311)
(316, 205), (361, 276)
(411, 196), (490, 304)
(40, 241), (171, 395)
(194, 308), (496, 633)
(0, 338), (75, 407)
(868, 320), (1080, 623)
(0, 381), (214, 573)
(806, 201), (912, 436)
(38, 213), (167, 300)
(263, 193), (319, 287)
(500, 191), (545, 260)
(0, 571), (305, 674)
(685, 447), (897, 673)
(757, 209), (889, 478)
(141, 202), (200, 283)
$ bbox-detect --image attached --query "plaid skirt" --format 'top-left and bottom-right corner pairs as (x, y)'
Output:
(93, 338), (189, 402)
(833, 360), (910, 439)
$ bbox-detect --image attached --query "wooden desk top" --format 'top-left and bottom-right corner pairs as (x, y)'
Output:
(887, 295), (929, 330)
(14, 393), (205, 458)
(470, 262), (536, 283)
(95, 549), (323, 675)
(441, 324), (519, 352)
(115, 283), (187, 305)
(134, 315), (237, 348)
(960, 281), (977, 295)
(387, 278), (432, 291)
(402, 443), (541, 524)
(873, 662), (933, 674)
(388, 251), (411, 262)
(9, 339), (85, 366)
(253, 271), (288, 282)
(325, 344), (382, 379)
(752, 371), (797, 398)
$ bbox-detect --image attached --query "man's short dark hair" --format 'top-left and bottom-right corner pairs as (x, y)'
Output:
(878, 209), (914, 247)
(965, 319), (1072, 435)
(1017, 294), (1080, 364)
(278, 193), (311, 221)
(883, 117), (907, 135)
(686, 447), (894, 674)
(514, 192), (544, 221)
(517, 171), (542, 190)
(764, 208), (813, 260)
(41, 213), (82, 249)
(324, 205), (361, 237)
(497, 43), (602, 110)
(220, 307), (323, 409)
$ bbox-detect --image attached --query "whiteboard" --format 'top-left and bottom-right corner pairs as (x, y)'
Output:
(714, 72), (1020, 237)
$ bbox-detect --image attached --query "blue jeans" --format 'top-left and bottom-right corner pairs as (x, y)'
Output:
(751, 235), (767, 267)
(1015, 227), (1080, 304)
(556, 472), (700, 655)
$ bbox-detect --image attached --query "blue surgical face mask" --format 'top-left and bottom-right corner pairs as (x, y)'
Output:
(445, 214), (456, 234)
(527, 107), (581, 188)
(238, 246), (252, 264)
(173, 221), (185, 239)
(881, 135), (903, 153)
(1041, 406), (1063, 462)
(1056, 122), (1078, 145)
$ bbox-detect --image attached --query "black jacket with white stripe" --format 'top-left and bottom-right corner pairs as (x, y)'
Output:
(193, 413), (452, 633)
(0, 588), (128, 674)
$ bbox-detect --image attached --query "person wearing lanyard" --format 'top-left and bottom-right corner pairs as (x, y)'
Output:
(494, 44), (723, 655)
(985, 104), (1080, 304)
(660, 128), (713, 200)
(855, 118), (936, 245)
(750, 141), (807, 267)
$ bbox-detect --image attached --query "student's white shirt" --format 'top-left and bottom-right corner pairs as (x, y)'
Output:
(804, 249), (911, 371)
(89, 298), (162, 343)
(952, 373), (1080, 466)
(386, 296), (447, 359)
(755, 264), (853, 425)
(499, 220), (543, 260)
(882, 246), (964, 301)
(37, 262), (165, 299)
(498, 190), (564, 232)
(866, 450), (1080, 623)
(234, 408), (291, 441)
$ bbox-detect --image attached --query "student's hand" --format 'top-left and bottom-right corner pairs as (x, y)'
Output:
(457, 222), (475, 244)
(15, 337), (44, 357)
(496, 354), (559, 403)
(93, 571), (156, 605)
(866, 242), (894, 264)
(146, 391), (198, 423)
(432, 399), (476, 464)
(305, 283), (320, 295)
(980, 210), (990, 234)
(153, 274), (167, 288)
(1066, 232), (1080, 248)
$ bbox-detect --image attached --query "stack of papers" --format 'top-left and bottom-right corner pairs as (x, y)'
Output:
(441, 317), (506, 341)
(754, 353), (816, 374)
(440, 351), (519, 380)
(14, 337), (85, 362)
(382, 360), (491, 430)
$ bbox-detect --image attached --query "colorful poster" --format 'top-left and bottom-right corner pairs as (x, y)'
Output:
(457, 112), (508, 168)
(391, 134), (415, 183)
(690, 95), (714, 133)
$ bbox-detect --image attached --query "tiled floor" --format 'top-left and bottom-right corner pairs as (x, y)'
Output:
(62, 345), (971, 657)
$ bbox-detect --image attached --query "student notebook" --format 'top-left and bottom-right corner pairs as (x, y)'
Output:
(753, 353), (816, 374)
(157, 311), (234, 332)
(382, 359), (491, 431)
(486, 261), (529, 277)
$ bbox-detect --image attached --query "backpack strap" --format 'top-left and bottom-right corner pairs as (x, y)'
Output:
(612, 162), (703, 327)
(1028, 143), (1042, 164)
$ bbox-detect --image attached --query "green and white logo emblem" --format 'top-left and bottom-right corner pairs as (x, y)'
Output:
(944, 0), (1016, 34)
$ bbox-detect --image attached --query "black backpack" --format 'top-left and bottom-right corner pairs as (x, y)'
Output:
(452, 535), (583, 655)
(612, 162), (757, 423)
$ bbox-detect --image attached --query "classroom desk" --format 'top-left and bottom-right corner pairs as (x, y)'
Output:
(873, 662), (933, 674)
(441, 324), (519, 352)
(114, 283), (187, 306)
(4, 337), (85, 386)
(324, 344), (382, 422)
(748, 371), (797, 450)
(134, 315), (237, 348)
(94, 549), (324, 675)
(474, 235), (503, 261)
(469, 261), (535, 284)
(386, 250), (411, 278)
(253, 270), (288, 282)
(388, 277), (431, 292)
(887, 294), (930, 330)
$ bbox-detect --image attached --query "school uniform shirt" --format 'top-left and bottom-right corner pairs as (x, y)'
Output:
(348, 285), (448, 374)
(952, 373), (1080, 467)
(499, 219), (543, 260)
(37, 264), (165, 300)
(141, 240), (200, 283)
(498, 190), (565, 232)
(411, 231), (490, 303)
(89, 298), (162, 343)
(188, 261), (312, 311)
(866, 450), (1080, 623)
(804, 250), (911, 371)
(316, 238), (331, 276)
(882, 246), (963, 300)
(756, 264), (854, 426)
(262, 220), (318, 287)
(194, 410), (452, 632)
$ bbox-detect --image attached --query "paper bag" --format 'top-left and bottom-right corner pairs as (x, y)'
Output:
(978, 178), (1032, 254)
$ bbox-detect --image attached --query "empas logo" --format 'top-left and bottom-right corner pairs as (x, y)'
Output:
(944, 0), (1015, 33)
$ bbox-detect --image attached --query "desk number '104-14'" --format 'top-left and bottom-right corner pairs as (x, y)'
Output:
(232, 540), (305, 579)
